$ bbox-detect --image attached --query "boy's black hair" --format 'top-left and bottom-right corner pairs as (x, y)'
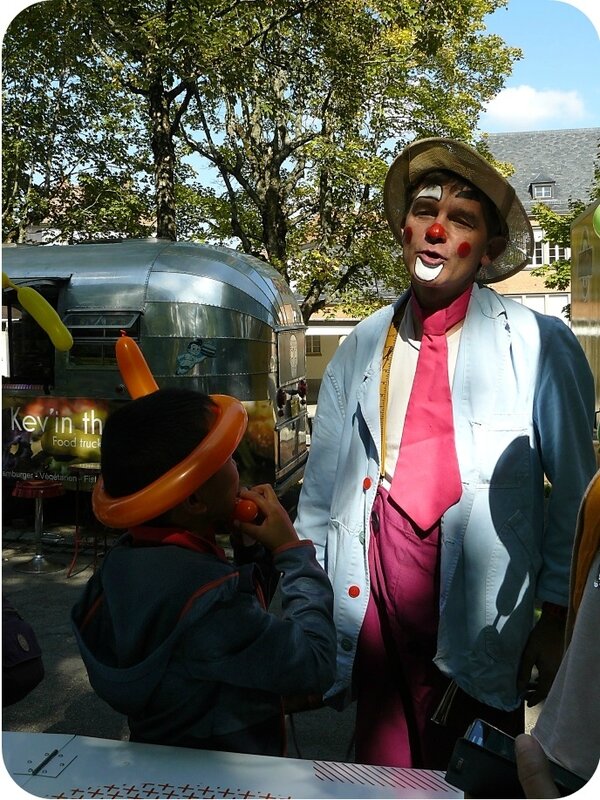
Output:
(405, 169), (509, 240)
(101, 388), (217, 498)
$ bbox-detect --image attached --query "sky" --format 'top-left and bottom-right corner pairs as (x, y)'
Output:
(1, 0), (599, 138)
(479, 0), (600, 133)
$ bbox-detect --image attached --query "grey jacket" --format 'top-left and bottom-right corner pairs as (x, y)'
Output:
(72, 532), (336, 754)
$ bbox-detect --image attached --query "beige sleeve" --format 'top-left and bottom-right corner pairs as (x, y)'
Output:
(532, 549), (600, 782)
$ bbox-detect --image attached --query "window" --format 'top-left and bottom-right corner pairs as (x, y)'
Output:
(547, 244), (567, 264)
(531, 238), (569, 266)
(62, 311), (141, 367)
(306, 335), (321, 356)
(503, 294), (569, 321)
(533, 184), (553, 199)
(2, 289), (58, 386)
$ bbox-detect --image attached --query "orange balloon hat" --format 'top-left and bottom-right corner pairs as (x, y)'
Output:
(92, 335), (258, 526)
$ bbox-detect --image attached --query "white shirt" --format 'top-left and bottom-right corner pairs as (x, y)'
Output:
(383, 305), (463, 487)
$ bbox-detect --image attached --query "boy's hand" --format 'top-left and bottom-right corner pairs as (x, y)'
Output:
(233, 484), (298, 551)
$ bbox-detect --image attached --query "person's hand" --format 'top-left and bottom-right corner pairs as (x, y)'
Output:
(233, 484), (298, 551)
(517, 612), (565, 706)
(515, 733), (561, 798)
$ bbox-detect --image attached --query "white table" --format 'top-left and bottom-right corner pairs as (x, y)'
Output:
(2, 731), (462, 799)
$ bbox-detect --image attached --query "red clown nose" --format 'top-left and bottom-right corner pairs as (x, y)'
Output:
(426, 222), (447, 240)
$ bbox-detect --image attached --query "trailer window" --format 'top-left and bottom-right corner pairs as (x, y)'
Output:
(62, 311), (140, 366)
(2, 291), (58, 388)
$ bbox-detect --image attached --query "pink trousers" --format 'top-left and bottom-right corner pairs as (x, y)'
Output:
(354, 486), (523, 769)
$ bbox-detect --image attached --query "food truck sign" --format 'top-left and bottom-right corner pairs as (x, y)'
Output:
(3, 394), (112, 487)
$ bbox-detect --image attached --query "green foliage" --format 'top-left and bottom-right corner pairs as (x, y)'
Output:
(531, 258), (571, 293)
(2, 0), (152, 242)
(176, 0), (520, 320)
(2, 0), (519, 321)
(530, 199), (586, 297)
(325, 290), (397, 321)
(46, 174), (154, 243)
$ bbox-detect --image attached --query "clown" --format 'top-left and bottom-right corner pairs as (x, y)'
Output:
(295, 137), (597, 769)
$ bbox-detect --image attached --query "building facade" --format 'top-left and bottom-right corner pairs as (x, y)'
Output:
(487, 127), (599, 319)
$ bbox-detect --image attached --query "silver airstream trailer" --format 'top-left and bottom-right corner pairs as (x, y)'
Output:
(2, 239), (308, 503)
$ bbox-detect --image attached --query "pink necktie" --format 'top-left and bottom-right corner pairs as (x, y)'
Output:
(389, 287), (472, 530)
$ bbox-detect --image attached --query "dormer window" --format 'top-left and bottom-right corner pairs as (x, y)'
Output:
(532, 184), (554, 199)
(529, 173), (556, 201)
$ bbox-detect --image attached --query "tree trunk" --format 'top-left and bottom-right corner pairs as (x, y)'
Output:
(262, 184), (289, 276)
(149, 80), (177, 241)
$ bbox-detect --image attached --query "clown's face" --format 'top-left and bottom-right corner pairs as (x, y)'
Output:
(401, 180), (505, 309)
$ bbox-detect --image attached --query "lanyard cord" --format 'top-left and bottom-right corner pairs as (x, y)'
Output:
(379, 301), (408, 478)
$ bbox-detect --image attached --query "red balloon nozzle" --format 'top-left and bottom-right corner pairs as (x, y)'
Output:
(233, 498), (259, 522)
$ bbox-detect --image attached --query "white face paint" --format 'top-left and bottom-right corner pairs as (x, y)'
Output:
(415, 256), (443, 281)
(412, 184), (445, 281)
(415, 184), (443, 201)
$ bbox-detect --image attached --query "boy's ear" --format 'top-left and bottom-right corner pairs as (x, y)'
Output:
(184, 489), (208, 515)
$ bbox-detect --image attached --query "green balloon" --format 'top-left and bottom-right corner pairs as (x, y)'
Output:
(593, 203), (600, 239)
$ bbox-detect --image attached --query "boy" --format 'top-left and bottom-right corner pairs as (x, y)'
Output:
(72, 388), (336, 756)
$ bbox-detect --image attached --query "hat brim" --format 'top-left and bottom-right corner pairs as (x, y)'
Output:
(383, 138), (533, 283)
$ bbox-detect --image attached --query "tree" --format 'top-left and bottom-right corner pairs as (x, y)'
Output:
(3, 0), (321, 242)
(531, 201), (585, 293)
(177, 0), (520, 320)
(2, 2), (154, 243)
(2, 0), (520, 322)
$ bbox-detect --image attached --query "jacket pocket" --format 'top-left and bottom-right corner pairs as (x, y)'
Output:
(470, 416), (530, 487)
(327, 517), (363, 578)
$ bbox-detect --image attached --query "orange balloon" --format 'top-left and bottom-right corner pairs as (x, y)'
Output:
(92, 395), (248, 528)
(116, 335), (159, 398)
(96, 337), (255, 527)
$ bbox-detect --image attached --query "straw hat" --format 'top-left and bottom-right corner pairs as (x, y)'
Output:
(383, 137), (534, 283)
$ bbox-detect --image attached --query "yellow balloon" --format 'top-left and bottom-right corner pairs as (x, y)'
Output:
(9, 282), (73, 351)
(18, 287), (73, 351)
(3, 271), (17, 289)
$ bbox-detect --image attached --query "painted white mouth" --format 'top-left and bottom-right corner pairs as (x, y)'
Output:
(415, 256), (443, 282)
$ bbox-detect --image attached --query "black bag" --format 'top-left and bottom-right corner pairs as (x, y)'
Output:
(3, 596), (44, 707)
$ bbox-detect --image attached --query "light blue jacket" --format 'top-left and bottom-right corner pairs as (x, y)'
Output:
(295, 283), (597, 711)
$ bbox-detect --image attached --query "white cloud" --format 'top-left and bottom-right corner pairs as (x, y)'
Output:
(482, 85), (586, 131)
